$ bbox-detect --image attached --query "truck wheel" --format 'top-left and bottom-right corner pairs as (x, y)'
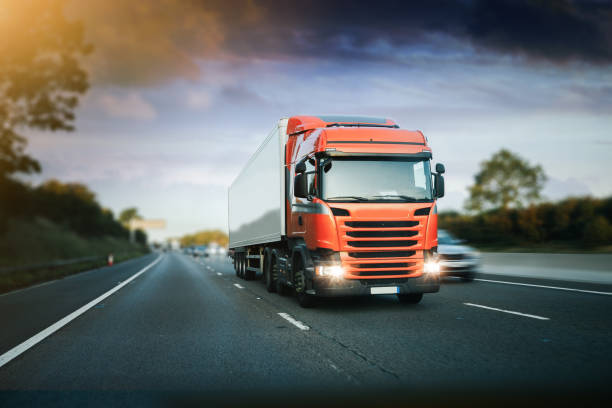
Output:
(276, 278), (290, 296)
(294, 258), (316, 308)
(397, 293), (423, 304)
(264, 251), (277, 293)
(234, 254), (241, 277)
(239, 254), (246, 279)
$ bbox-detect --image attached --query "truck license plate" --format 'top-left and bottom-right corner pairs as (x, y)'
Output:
(370, 287), (398, 295)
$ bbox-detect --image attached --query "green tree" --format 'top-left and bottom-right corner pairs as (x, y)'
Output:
(0, 0), (91, 180)
(119, 207), (143, 226)
(465, 149), (546, 213)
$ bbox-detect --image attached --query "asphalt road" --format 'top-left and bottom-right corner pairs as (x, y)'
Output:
(1, 252), (611, 406)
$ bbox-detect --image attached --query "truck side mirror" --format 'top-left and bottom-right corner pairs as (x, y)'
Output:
(434, 173), (445, 198)
(295, 160), (306, 174)
(435, 163), (445, 174)
(294, 173), (308, 198)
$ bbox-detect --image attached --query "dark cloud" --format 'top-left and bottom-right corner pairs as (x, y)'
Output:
(465, 0), (612, 63)
(67, 0), (612, 86)
(228, 0), (612, 63)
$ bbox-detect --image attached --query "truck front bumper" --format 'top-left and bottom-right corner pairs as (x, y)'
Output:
(310, 274), (440, 297)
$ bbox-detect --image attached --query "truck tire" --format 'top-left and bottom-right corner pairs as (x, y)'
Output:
(276, 274), (290, 296)
(264, 249), (276, 293)
(293, 257), (316, 308)
(397, 293), (423, 304)
(238, 253), (245, 279)
(234, 254), (240, 277)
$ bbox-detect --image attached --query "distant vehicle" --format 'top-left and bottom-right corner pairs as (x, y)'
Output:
(438, 229), (480, 281)
(228, 115), (446, 307)
(193, 245), (207, 257)
(204, 243), (227, 257)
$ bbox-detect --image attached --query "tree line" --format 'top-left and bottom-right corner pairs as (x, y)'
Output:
(440, 196), (612, 247)
(440, 149), (611, 248)
(0, 178), (147, 245)
(178, 230), (229, 248)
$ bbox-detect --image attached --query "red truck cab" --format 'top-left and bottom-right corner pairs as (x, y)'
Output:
(282, 115), (444, 305)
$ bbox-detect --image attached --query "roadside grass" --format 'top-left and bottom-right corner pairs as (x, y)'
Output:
(0, 217), (149, 294)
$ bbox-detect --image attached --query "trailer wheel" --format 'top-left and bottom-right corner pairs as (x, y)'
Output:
(397, 293), (423, 304)
(234, 254), (240, 277)
(264, 249), (276, 293)
(238, 253), (246, 279)
(294, 257), (316, 308)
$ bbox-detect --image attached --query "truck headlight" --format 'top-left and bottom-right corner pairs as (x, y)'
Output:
(424, 261), (440, 274)
(315, 265), (344, 278)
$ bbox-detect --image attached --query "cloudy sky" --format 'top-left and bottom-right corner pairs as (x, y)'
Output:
(23, 0), (612, 241)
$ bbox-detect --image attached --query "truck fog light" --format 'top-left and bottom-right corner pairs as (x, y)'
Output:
(316, 265), (344, 277)
(424, 261), (440, 274)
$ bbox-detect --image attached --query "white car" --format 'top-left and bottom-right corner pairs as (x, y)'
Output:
(437, 229), (480, 281)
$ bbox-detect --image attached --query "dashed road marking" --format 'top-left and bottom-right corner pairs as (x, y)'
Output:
(473, 278), (612, 296)
(217, 272), (222, 276)
(234, 283), (245, 289)
(278, 312), (310, 330)
(464, 302), (550, 320)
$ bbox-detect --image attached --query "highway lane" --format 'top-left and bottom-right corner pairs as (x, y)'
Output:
(0, 253), (159, 357)
(202, 255), (612, 389)
(0, 252), (611, 402)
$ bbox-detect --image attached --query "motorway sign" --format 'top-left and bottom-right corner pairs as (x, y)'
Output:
(129, 219), (166, 230)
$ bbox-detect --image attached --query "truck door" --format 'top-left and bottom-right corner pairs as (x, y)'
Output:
(290, 156), (317, 237)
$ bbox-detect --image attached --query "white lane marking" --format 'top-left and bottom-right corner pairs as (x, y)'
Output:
(278, 312), (310, 330)
(216, 272), (222, 276)
(233, 283), (244, 289)
(0, 255), (164, 369)
(464, 302), (550, 320)
(474, 278), (612, 296)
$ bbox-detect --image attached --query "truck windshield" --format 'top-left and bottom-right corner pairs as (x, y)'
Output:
(322, 157), (433, 202)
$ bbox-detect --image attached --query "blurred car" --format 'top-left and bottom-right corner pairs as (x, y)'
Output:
(205, 243), (227, 257)
(193, 245), (207, 257)
(437, 229), (480, 281)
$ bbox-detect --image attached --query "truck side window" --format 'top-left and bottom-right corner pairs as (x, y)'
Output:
(305, 157), (317, 196)
(414, 161), (426, 189)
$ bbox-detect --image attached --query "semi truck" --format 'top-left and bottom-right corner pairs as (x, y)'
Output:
(228, 115), (445, 307)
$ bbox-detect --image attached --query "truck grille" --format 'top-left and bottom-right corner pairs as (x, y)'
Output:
(348, 250), (415, 258)
(353, 270), (411, 276)
(345, 221), (418, 228)
(346, 230), (417, 238)
(338, 217), (425, 279)
(348, 240), (417, 248)
(356, 262), (414, 268)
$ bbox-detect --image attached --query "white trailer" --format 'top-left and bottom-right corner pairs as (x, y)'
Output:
(228, 118), (288, 249)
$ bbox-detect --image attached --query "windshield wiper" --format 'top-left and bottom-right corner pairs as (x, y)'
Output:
(369, 195), (427, 202)
(326, 196), (370, 202)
